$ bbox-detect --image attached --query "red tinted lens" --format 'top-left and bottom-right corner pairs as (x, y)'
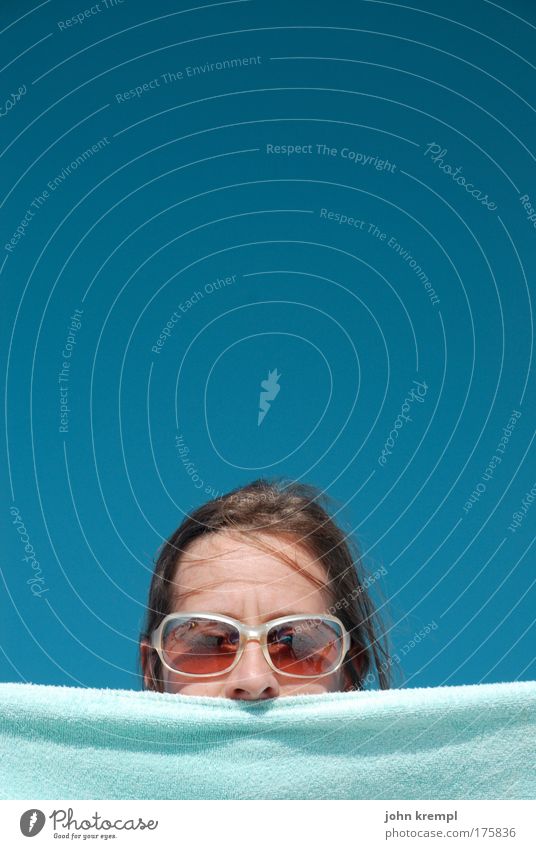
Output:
(267, 618), (343, 676)
(161, 617), (240, 674)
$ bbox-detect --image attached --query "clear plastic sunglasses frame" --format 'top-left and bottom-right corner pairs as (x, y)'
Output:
(151, 611), (351, 678)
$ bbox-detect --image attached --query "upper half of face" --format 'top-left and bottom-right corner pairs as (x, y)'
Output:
(141, 530), (349, 701)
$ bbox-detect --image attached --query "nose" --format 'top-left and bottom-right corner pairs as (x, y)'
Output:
(223, 638), (280, 701)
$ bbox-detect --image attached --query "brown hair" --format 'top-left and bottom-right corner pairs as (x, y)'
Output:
(138, 477), (391, 691)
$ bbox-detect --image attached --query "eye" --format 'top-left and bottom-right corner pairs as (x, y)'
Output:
(271, 627), (294, 645)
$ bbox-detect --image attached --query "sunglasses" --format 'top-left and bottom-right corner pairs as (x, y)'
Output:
(151, 612), (350, 678)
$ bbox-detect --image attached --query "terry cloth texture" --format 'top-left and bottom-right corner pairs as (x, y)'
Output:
(0, 680), (534, 800)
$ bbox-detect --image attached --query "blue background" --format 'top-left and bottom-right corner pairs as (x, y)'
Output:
(1, 0), (535, 690)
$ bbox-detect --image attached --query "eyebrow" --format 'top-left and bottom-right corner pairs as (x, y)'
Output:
(192, 609), (303, 621)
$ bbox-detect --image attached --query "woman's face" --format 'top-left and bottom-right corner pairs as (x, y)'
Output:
(142, 531), (351, 700)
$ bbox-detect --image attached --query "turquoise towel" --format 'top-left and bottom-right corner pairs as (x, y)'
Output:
(0, 680), (534, 799)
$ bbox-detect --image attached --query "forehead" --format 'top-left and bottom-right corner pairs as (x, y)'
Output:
(170, 531), (331, 607)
